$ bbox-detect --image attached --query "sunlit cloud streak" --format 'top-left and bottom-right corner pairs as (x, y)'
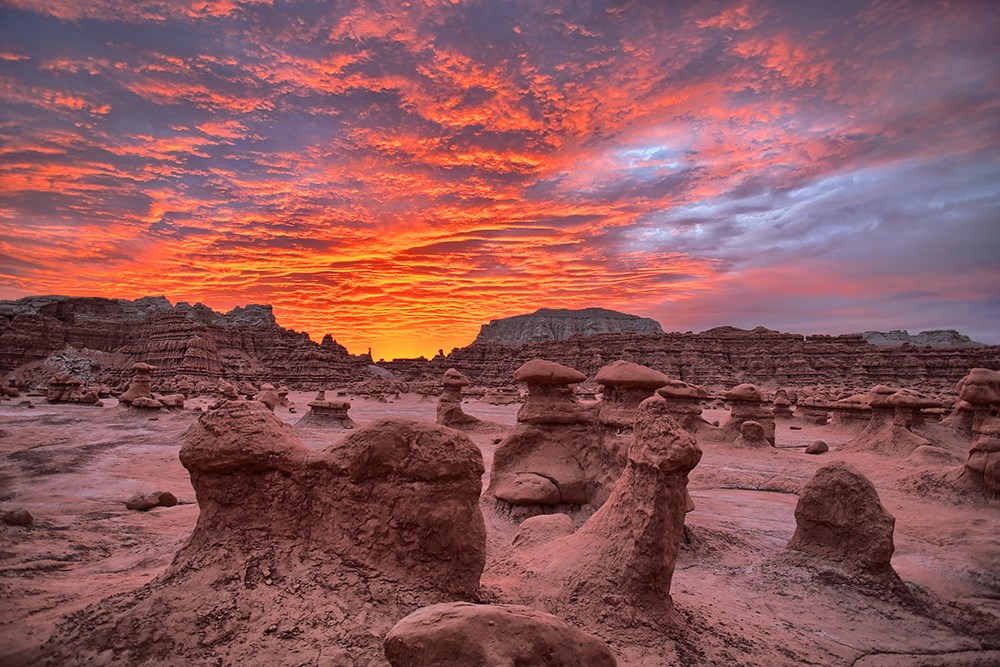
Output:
(1, 0), (998, 358)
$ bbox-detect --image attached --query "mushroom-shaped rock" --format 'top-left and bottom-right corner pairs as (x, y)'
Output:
(217, 378), (239, 400)
(733, 420), (770, 448)
(482, 393), (702, 635)
(595, 360), (669, 389)
(513, 359), (590, 425)
(514, 359), (586, 385)
(488, 360), (603, 513)
(886, 389), (940, 427)
(384, 602), (617, 667)
(119, 363), (156, 405)
(656, 379), (710, 434)
(842, 387), (932, 456)
(958, 368), (1000, 407)
(38, 401), (487, 666)
(786, 461), (896, 576)
(596, 360), (669, 433)
(442, 368), (470, 388)
(798, 391), (832, 425)
(945, 369), (1000, 434)
(725, 383), (763, 402)
(437, 368), (481, 428)
(828, 393), (871, 427)
(254, 382), (279, 411)
(298, 391), (355, 429)
(721, 383), (775, 446)
(772, 390), (794, 419)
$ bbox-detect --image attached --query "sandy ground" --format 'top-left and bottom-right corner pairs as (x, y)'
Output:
(0, 393), (998, 666)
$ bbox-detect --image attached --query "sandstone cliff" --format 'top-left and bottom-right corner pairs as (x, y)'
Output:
(0, 295), (371, 387)
(474, 307), (663, 345)
(380, 326), (1000, 392)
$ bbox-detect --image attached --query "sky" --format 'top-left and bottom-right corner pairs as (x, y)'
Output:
(1, 0), (998, 359)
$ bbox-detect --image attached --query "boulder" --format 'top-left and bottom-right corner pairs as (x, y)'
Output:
(805, 440), (829, 455)
(786, 461), (896, 575)
(2, 508), (34, 526)
(384, 602), (617, 667)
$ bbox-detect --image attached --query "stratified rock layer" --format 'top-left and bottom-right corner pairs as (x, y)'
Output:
(0, 295), (371, 387)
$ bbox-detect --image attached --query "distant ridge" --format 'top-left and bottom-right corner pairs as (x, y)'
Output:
(860, 329), (983, 347)
(473, 307), (664, 346)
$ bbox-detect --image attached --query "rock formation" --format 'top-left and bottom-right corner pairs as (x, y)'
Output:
(841, 387), (933, 456)
(118, 362), (155, 405)
(861, 329), (983, 347)
(721, 383), (776, 446)
(0, 295), (371, 388)
(296, 390), (355, 429)
(37, 401), (486, 666)
(45, 372), (98, 404)
(384, 603), (617, 667)
(474, 307), (663, 346)
(964, 418), (1000, 496)
(254, 382), (279, 411)
(733, 420), (770, 448)
(786, 461), (897, 577)
(771, 388), (794, 418)
(421, 326), (1000, 391)
(436, 368), (480, 428)
(487, 360), (609, 511)
(595, 360), (669, 432)
(946, 368), (1000, 435)
(482, 393), (701, 634)
(656, 379), (710, 433)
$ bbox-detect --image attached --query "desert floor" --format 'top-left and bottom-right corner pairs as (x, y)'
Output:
(1, 393), (998, 666)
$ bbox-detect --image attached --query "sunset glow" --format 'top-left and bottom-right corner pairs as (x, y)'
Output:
(1, 1), (998, 358)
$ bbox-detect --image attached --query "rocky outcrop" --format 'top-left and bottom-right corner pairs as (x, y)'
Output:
(0, 295), (372, 388)
(861, 329), (983, 347)
(436, 368), (480, 428)
(482, 393), (701, 633)
(439, 327), (999, 391)
(296, 390), (355, 429)
(473, 308), (663, 346)
(37, 401), (486, 666)
(964, 418), (1000, 496)
(384, 602), (618, 667)
(487, 360), (604, 511)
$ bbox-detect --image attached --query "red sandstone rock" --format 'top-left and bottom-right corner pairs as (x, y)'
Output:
(383, 602), (618, 667)
(733, 420), (770, 448)
(965, 418), (1000, 496)
(721, 383), (776, 446)
(38, 401), (487, 665)
(786, 461), (896, 575)
(482, 393), (701, 632)
(596, 360), (669, 432)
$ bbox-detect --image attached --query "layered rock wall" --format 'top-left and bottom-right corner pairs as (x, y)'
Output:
(0, 296), (371, 386)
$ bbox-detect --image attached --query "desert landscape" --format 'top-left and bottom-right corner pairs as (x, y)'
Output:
(2, 1), (999, 665)
(1, 298), (999, 666)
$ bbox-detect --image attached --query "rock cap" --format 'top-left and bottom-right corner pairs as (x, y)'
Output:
(513, 359), (585, 385)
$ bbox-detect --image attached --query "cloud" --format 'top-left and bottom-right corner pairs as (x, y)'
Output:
(0, 0), (998, 357)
